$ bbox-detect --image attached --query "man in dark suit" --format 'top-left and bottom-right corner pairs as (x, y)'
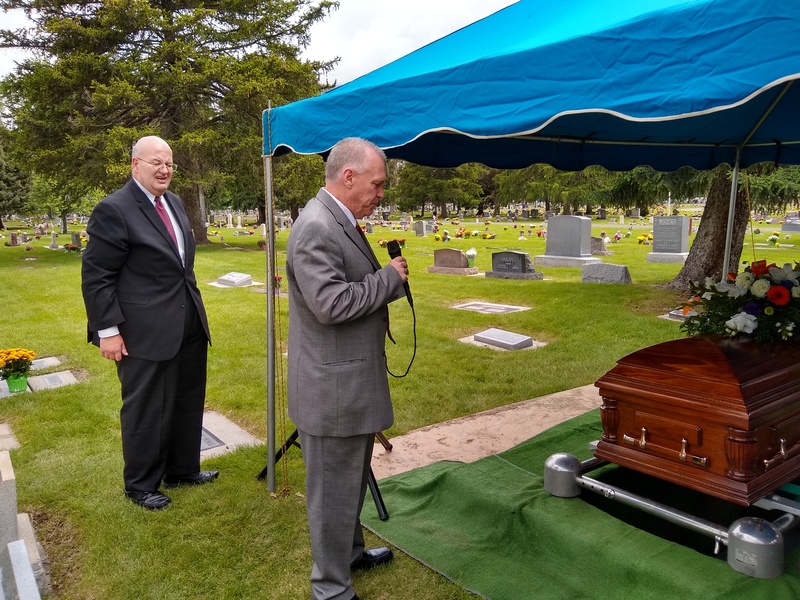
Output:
(286, 137), (409, 600)
(82, 135), (217, 510)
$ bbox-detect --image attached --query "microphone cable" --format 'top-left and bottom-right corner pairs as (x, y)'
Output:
(385, 239), (416, 378)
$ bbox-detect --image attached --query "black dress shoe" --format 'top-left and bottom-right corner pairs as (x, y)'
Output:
(351, 546), (394, 571)
(163, 470), (219, 488)
(125, 490), (171, 510)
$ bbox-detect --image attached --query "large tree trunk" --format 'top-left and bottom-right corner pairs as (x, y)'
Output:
(178, 183), (210, 244)
(667, 167), (749, 290)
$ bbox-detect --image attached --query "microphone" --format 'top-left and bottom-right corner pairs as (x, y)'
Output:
(386, 240), (413, 307)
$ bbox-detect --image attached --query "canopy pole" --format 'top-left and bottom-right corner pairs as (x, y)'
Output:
(721, 148), (741, 282)
(719, 81), (792, 283)
(264, 102), (277, 493)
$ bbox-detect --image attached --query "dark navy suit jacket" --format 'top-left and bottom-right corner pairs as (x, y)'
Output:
(81, 178), (210, 361)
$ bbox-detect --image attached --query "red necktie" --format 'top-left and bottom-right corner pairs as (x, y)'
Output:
(154, 196), (178, 245)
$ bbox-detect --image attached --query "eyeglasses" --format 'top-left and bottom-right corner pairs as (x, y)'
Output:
(136, 158), (178, 172)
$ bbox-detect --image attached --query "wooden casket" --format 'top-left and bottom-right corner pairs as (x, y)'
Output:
(594, 336), (800, 506)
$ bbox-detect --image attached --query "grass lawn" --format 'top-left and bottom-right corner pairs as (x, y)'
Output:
(1, 215), (799, 599)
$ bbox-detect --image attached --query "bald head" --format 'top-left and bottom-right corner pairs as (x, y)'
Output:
(131, 136), (174, 196)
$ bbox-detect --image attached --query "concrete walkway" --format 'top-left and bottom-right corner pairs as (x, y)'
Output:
(371, 384), (600, 480)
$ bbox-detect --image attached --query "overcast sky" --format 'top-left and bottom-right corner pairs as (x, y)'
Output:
(0, 1), (518, 81)
(303, 0), (518, 85)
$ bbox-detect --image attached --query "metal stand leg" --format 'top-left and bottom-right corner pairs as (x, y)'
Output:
(257, 429), (299, 480)
(258, 428), (390, 520)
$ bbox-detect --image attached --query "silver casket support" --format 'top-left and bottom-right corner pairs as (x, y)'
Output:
(544, 450), (800, 579)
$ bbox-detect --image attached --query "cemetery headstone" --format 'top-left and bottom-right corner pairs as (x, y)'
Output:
(427, 248), (479, 275)
(365, 222), (374, 234)
(591, 236), (613, 256)
(9, 232), (19, 246)
(647, 216), (690, 264)
(413, 221), (427, 237)
(48, 232), (59, 249)
(582, 263), (633, 284)
(236, 215), (243, 228)
(531, 209), (540, 219)
(217, 272), (253, 287)
(535, 215), (602, 267)
(259, 224), (267, 236)
(486, 251), (543, 280)
(781, 221), (800, 233)
(630, 208), (641, 218)
(473, 328), (533, 350)
(1, 450), (17, 548)
(71, 232), (82, 247)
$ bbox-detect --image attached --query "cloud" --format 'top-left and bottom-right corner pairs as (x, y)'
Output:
(303, 0), (518, 85)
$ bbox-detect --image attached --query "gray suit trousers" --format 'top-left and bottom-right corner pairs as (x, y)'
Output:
(298, 429), (374, 600)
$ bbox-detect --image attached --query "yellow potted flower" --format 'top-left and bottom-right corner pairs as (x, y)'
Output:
(0, 347), (37, 393)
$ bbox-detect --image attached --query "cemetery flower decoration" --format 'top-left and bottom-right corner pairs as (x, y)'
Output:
(0, 348), (37, 380)
(680, 261), (800, 343)
(377, 238), (405, 249)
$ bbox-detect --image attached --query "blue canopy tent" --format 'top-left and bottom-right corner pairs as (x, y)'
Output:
(259, 0), (800, 490)
(264, 0), (800, 171)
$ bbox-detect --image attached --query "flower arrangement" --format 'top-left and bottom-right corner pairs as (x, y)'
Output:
(681, 260), (800, 343)
(377, 238), (405, 249)
(0, 348), (37, 380)
(257, 239), (267, 249)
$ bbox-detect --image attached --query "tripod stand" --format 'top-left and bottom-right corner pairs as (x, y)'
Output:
(258, 430), (392, 521)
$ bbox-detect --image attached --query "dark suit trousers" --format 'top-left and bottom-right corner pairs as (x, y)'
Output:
(116, 291), (208, 492)
(298, 430), (374, 600)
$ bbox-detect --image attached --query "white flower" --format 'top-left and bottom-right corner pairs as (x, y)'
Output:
(703, 277), (716, 289)
(768, 264), (800, 283)
(714, 282), (747, 298)
(726, 312), (758, 334)
(750, 278), (772, 298)
(702, 291), (714, 300)
(735, 272), (755, 287)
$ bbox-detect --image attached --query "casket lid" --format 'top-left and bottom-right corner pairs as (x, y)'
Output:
(596, 336), (800, 412)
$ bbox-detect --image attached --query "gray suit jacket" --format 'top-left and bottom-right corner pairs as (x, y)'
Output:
(286, 189), (404, 437)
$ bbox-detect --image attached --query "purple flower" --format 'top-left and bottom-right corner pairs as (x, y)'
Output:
(742, 302), (764, 317)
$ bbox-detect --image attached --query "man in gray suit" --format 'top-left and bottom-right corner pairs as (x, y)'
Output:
(287, 137), (408, 600)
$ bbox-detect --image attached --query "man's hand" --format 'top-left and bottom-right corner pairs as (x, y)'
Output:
(389, 256), (408, 283)
(99, 334), (128, 361)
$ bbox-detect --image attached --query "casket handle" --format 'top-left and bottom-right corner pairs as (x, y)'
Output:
(762, 437), (799, 471)
(622, 431), (708, 467)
